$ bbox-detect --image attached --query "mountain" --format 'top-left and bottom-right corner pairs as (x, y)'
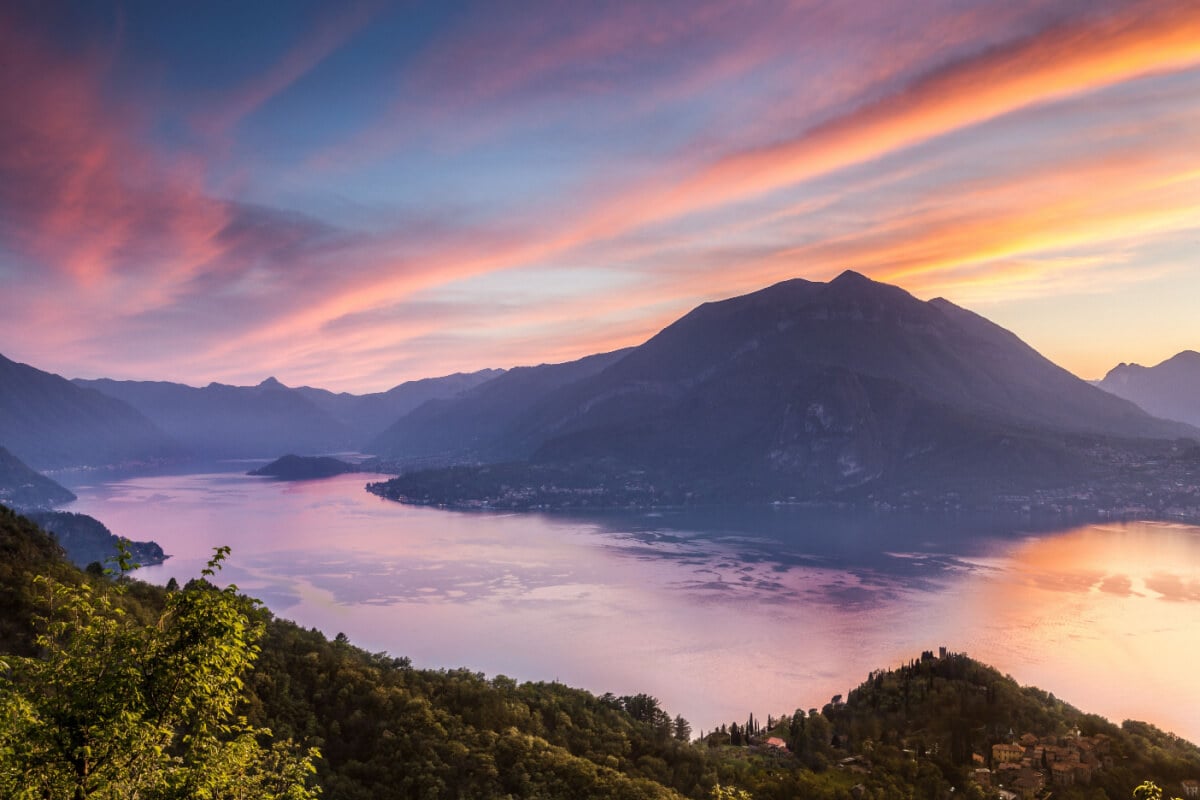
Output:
(76, 369), (504, 459)
(369, 272), (1197, 505)
(294, 368), (504, 446)
(0, 353), (179, 470)
(0, 446), (76, 509)
(367, 350), (632, 462)
(75, 376), (352, 459)
(1098, 351), (1200, 428)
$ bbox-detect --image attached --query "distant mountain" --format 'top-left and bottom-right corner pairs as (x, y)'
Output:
(248, 454), (356, 481)
(76, 369), (504, 459)
(1097, 351), (1200, 428)
(367, 350), (632, 462)
(294, 369), (504, 445)
(370, 272), (1198, 505)
(0, 446), (76, 509)
(75, 376), (352, 459)
(0, 353), (179, 470)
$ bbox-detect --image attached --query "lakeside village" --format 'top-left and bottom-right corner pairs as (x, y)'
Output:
(984, 733), (1134, 800)
(368, 439), (1200, 523)
(817, 729), (1200, 800)
(707, 648), (1200, 800)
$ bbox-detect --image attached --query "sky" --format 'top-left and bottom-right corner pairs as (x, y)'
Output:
(1, 0), (1198, 393)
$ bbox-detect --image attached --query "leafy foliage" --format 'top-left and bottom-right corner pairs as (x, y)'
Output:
(0, 530), (319, 799)
(244, 622), (701, 799)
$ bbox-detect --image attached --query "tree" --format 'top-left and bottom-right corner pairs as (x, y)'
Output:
(0, 545), (320, 799)
(673, 715), (692, 742)
(1135, 782), (1182, 800)
(620, 693), (674, 740)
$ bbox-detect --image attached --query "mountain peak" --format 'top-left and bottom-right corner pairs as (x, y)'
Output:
(1163, 350), (1200, 367)
(819, 268), (919, 310)
(829, 269), (872, 287)
(1097, 350), (1200, 427)
(258, 376), (286, 390)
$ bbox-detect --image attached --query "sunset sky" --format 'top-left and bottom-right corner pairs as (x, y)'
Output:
(2, 0), (1198, 393)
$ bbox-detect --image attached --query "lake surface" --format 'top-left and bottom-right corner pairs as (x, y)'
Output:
(64, 468), (1200, 742)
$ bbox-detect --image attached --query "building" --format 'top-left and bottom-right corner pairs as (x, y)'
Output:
(1051, 762), (1075, 788)
(1181, 779), (1199, 798)
(993, 743), (1025, 765)
(1012, 768), (1045, 800)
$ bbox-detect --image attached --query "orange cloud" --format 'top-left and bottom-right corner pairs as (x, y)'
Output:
(576, 2), (1200, 242)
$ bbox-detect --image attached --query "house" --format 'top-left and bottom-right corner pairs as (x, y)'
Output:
(765, 737), (788, 750)
(1012, 768), (1045, 800)
(993, 743), (1025, 765)
(972, 768), (992, 788)
(1181, 779), (1199, 798)
(1051, 762), (1075, 788)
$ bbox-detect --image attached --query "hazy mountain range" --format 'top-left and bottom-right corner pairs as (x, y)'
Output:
(367, 349), (632, 462)
(2, 271), (1197, 508)
(0, 353), (179, 470)
(73, 370), (502, 460)
(1097, 351), (1200, 429)
(0, 350), (499, 470)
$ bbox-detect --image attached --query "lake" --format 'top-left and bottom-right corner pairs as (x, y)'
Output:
(63, 467), (1200, 743)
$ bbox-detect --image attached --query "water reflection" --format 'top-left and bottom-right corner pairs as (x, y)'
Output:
(953, 523), (1200, 742)
(63, 471), (1200, 744)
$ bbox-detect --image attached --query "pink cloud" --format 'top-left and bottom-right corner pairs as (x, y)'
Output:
(0, 12), (227, 295)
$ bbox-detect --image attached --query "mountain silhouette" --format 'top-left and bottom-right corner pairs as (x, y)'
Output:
(368, 272), (1195, 501)
(75, 369), (504, 459)
(1098, 351), (1200, 428)
(0, 353), (178, 470)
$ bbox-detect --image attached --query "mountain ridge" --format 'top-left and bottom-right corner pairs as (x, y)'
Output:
(0, 353), (179, 470)
(75, 368), (504, 458)
(1098, 351), (1200, 428)
(367, 272), (1199, 508)
(0, 446), (77, 509)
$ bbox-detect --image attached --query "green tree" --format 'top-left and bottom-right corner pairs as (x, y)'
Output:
(673, 715), (692, 742)
(710, 783), (753, 800)
(1135, 781), (1182, 800)
(0, 546), (319, 799)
